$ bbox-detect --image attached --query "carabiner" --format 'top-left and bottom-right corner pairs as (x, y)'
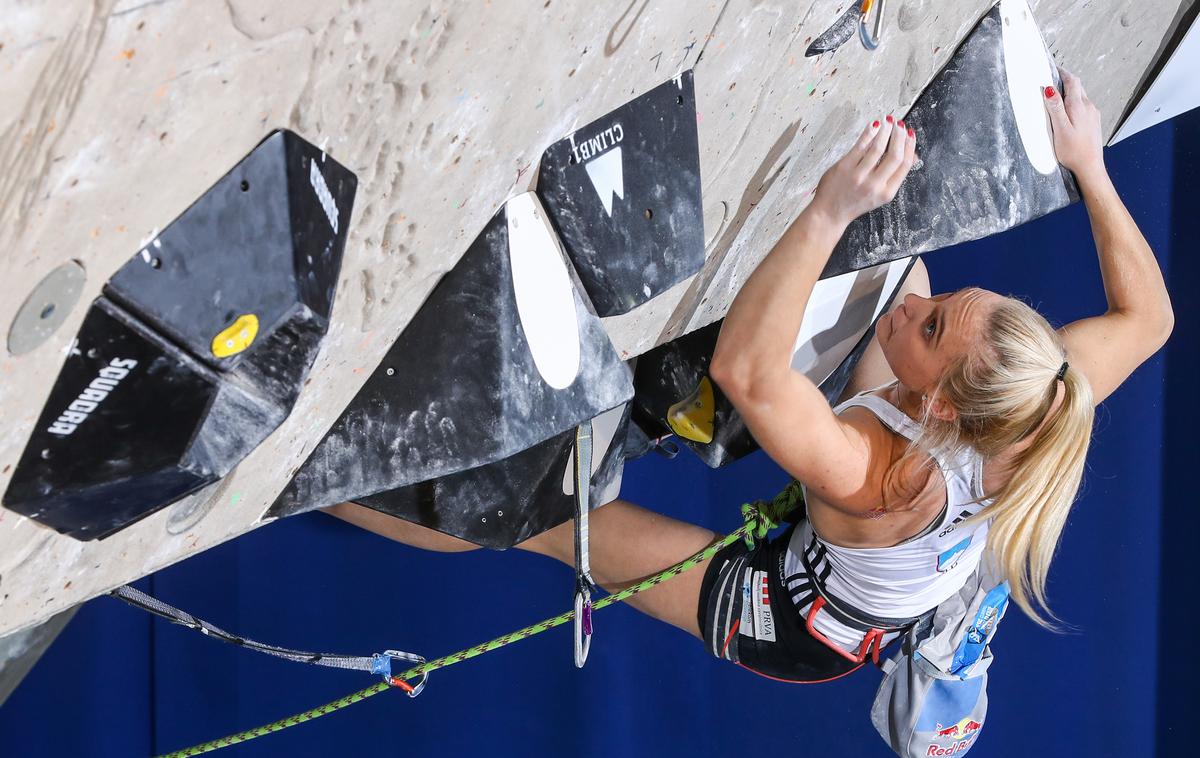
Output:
(572, 421), (596, 668)
(372, 649), (430, 697)
(574, 579), (595, 668)
(859, 0), (887, 51)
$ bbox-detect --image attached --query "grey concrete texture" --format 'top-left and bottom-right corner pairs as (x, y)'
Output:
(0, 0), (1185, 635)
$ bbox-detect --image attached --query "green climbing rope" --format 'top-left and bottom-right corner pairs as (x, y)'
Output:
(158, 486), (803, 758)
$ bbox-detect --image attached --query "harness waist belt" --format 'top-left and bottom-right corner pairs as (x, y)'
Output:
(798, 542), (923, 633)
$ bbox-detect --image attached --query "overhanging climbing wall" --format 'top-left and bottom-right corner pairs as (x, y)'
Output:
(0, 0), (1189, 636)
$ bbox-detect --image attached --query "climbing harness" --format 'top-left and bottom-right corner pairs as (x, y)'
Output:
(109, 585), (428, 694)
(146, 485), (800, 757)
(859, 0), (887, 51)
(572, 420), (597, 667)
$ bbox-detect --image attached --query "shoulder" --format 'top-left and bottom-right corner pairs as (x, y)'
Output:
(802, 403), (903, 513)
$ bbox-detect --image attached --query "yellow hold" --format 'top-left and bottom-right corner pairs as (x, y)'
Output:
(667, 376), (715, 444)
(211, 314), (259, 358)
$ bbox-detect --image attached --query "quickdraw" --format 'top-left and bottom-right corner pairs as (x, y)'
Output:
(572, 420), (597, 667)
(142, 484), (803, 757)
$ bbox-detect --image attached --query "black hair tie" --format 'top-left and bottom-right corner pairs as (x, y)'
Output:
(1056, 361), (1069, 382)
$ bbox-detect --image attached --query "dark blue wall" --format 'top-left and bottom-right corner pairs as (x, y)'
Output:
(1156, 107), (1199, 758)
(1, 111), (1191, 757)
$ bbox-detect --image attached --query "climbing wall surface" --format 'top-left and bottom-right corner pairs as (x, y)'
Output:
(0, 0), (1185, 636)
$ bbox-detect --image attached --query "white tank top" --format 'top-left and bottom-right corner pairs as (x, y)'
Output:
(782, 390), (993, 652)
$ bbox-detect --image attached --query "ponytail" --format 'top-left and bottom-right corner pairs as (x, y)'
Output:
(901, 297), (1095, 628)
(978, 363), (1092, 627)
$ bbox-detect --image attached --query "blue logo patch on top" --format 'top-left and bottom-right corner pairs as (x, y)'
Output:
(936, 537), (972, 573)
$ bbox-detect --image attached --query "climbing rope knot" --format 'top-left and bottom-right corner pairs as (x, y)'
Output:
(740, 480), (805, 548)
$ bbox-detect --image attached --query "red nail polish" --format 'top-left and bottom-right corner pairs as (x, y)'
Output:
(872, 120), (880, 128)
(898, 119), (906, 129)
(1044, 86), (1056, 99)
(886, 115), (894, 124)
(907, 126), (915, 137)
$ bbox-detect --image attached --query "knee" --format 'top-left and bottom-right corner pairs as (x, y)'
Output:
(907, 256), (931, 297)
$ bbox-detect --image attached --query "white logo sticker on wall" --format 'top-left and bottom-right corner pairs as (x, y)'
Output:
(585, 147), (624, 217)
(572, 123), (626, 217)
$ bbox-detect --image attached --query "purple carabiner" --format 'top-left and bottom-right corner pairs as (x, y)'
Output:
(582, 599), (594, 636)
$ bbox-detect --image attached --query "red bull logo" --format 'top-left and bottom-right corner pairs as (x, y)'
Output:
(926, 718), (982, 755)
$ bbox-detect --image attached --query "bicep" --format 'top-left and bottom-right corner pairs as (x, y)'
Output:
(1058, 310), (1171, 405)
(724, 371), (882, 509)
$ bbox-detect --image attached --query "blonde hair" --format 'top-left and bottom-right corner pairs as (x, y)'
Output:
(900, 296), (1094, 627)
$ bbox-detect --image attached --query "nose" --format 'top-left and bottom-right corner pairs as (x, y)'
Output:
(902, 293), (930, 316)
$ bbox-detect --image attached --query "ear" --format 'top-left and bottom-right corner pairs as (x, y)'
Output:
(926, 393), (958, 423)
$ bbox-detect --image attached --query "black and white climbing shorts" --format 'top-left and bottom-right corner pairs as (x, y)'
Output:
(697, 524), (864, 683)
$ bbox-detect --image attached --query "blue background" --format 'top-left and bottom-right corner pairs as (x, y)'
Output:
(2, 109), (1195, 757)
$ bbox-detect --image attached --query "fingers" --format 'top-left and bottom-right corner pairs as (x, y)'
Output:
(858, 115), (893, 170)
(1060, 68), (1086, 107)
(851, 119), (882, 155)
(884, 126), (918, 197)
(1043, 82), (1069, 130)
(816, 114), (915, 223)
(875, 119), (909, 180)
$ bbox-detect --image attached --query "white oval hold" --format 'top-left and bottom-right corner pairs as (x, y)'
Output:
(505, 192), (581, 389)
(1000, 0), (1058, 175)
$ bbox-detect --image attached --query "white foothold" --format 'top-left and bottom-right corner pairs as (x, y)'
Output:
(505, 192), (581, 390)
(1000, 0), (1058, 175)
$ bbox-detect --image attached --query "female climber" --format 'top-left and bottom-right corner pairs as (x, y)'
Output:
(325, 69), (1173, 682)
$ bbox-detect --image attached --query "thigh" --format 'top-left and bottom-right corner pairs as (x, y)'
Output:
(323, 502), (482, 552)
(517, 499), (719, 639)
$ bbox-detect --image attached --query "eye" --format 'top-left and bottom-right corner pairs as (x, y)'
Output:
(924, 318), (936, 340)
